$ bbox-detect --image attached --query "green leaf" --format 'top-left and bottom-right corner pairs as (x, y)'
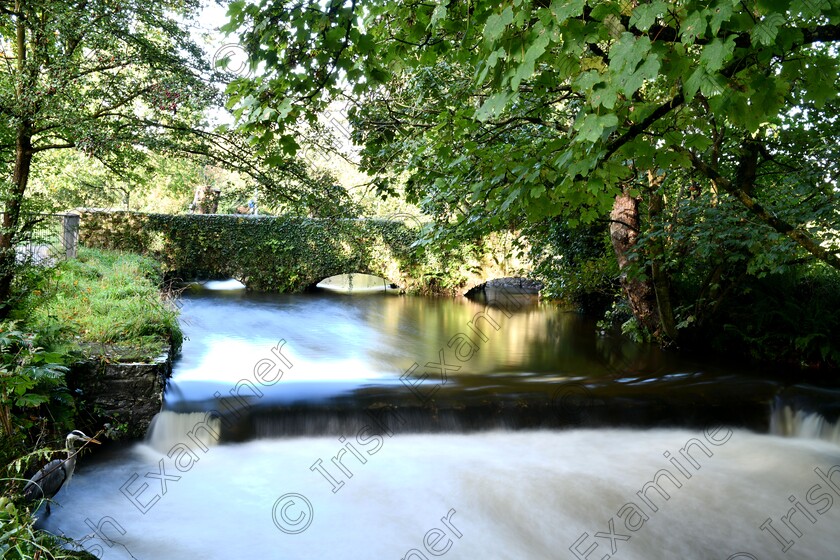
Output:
(685, 66), (725, 98)
(511, 31), (550, 89)
(15, 393), (50, 407)
(574, 113), (619, 143)
(429, 3), (448, 28)
(590, 84), (618, 109)
(609, 34), (658, 97)
(609, 33), (650, 75)
(629, 1), (667, 31)
(228, 0), (246, 18)
(790, 0), (830, 17)
(680, 10), (708, 44)
(475, 91), (515, 121)
(484, 6), (515, 44)
(550, 0), (585, 22)
(750, 13), (786, 46)
(709, 0), (735, 35)
(699, 37), (736, 72)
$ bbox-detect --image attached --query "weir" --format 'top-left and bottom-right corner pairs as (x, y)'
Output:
(39, 284), (840, 559)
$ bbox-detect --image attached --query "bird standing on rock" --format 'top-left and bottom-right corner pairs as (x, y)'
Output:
(23, 430), (100, 514)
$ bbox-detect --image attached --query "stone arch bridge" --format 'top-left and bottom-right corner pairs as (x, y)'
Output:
(77, 210), (519, 294)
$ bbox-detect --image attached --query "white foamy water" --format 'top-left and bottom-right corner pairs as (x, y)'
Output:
(145, 411), (222, 453)
(40, 428), (840, 559)
(770, 406), (840, 444)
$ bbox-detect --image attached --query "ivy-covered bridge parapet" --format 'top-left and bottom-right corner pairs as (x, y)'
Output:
(77, 210), (469, 293)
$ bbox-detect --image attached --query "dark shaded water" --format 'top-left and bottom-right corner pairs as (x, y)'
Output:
(162, 284), (823, 437)
(40, 284), (840, 559)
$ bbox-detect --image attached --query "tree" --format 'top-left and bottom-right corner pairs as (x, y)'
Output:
(0, 0), (219, 313)
(224, 0), (840, 342)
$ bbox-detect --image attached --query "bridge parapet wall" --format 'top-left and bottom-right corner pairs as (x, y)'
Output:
(78, 211), (472, 293)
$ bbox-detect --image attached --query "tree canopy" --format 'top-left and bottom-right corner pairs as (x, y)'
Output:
(221, 0), (840, 351)
(224, 0), (839, 259)
(0, 0), (357, 312)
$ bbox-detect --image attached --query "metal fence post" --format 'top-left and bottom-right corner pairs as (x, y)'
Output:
(61, 213), (79, 259)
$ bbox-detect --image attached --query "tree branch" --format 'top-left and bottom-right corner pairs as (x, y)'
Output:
(602, 93), (685, 162)
(676, 145), (840, 271)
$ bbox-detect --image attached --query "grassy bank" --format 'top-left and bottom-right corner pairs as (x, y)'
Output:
(2, 248), (180, 558)
(18, 248), (182, 362)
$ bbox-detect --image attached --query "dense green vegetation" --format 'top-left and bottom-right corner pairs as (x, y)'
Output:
(2, 0), (837, 366)
(78, 210), (495, 294)
(0, 0), (368, 314)
(0, 1), (837, 555)
(1, 248), (179, 558)
(221, 0), (840, 366)
(18, 248), (182, 362)
(1, 247), (180, 444)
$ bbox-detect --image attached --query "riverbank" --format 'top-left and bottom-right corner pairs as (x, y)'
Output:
(1, 248), (181, 558)
(20, 248), (181, 362)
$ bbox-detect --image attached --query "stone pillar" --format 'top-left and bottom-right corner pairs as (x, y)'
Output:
(192, 185), (221, 214)
(60, 212), (80, 259)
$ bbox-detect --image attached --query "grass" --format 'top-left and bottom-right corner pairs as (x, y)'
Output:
(22, 248), (182, 362)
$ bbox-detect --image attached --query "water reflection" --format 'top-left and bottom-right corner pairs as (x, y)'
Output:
(316, 273), (399, 293)
(166, 286), (744, 414)
(170, 290), (664, 399)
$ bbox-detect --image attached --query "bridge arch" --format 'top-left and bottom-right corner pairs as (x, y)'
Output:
(314, 273), (400, 293)
(78, 211), (432, 292)
(77, 211), (529, 295)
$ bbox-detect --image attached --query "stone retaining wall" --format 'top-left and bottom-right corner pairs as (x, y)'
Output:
(67, 350), (172, 439)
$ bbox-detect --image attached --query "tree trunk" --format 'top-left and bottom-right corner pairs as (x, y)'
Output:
(0, 129), (34, 317)
(609, 191), (662, 338)
(0, 7), (33, 317)
(646, 172), (678, 343)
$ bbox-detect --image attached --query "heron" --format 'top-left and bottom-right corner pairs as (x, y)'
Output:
(23, 430), (100, 514)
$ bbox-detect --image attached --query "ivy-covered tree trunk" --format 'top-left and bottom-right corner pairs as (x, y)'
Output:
(609, 191), (662, 338)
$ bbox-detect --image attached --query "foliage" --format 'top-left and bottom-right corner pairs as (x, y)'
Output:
(0, 324), (70, 439)
(0, 493), (96, 559)
(29, 150), (215, 214)
(527, 217), (618, 312)
(708, 265), (840, 367)
(0, 0), (215, 313)
(78, 210), (476, 294)
(223, 0), (838, 262)
(0, 0), (353, 314)
(221, 0), (840, 361)
(21, 248), (182, 362)
(1, 440), (97, 559)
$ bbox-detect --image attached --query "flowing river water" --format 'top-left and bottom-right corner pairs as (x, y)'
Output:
(40, 281), (840, 559)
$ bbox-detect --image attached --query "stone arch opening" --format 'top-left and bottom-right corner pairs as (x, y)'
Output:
(313, 273), (400, 294)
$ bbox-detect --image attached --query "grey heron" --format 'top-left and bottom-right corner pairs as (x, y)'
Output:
(23, 430), (100, 514)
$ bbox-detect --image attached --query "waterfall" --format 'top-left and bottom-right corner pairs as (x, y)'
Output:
(146, 410), (222, 453)
(770, 405), (840, 444)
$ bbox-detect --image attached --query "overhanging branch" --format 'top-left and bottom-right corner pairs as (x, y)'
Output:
(675, 145), (840, 271)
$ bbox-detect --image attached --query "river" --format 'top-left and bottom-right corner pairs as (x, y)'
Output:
(40, 281), (840, 559)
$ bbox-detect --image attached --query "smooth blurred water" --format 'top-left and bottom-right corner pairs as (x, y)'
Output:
(164, 287), (689, 407)
(37, 287), (840, 559)
(40, 427), (840, 559)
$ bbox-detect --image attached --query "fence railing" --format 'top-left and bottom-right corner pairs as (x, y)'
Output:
(5, 213), (80, 266)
